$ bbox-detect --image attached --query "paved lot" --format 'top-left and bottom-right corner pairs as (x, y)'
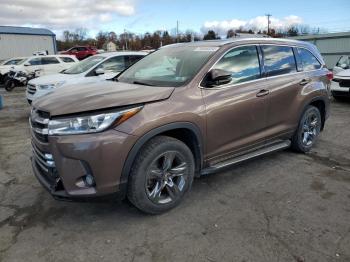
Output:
(0, 87), (349, 262)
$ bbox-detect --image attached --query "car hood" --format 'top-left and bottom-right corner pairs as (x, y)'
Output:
(335, 69), (350, 78)
(33, 81), (175, 116)
(29, 73), (81, 85)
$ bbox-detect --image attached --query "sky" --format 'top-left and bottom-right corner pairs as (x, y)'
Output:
(0, 0), (350, 38)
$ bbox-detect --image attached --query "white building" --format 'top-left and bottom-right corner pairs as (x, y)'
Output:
(104, 41), (117, 52)
(0, 26), (57, 60)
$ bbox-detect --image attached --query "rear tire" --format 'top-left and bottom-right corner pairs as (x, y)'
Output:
(291, 105), (321, 153)
(127, 136), (195, 214)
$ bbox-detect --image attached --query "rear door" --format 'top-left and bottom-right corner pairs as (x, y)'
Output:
(261, 44), (305, 140)
(202, 45), (269, 162)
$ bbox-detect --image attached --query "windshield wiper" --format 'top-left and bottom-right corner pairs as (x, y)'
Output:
(133, 81), (155, 86)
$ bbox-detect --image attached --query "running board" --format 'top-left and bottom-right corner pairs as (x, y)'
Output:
(200, 140), (291, 176)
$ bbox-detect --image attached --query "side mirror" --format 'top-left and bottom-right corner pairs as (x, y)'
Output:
(95, 68), (105, 75)
(204, 69), (232, 87)
(23, 62), (31, 66)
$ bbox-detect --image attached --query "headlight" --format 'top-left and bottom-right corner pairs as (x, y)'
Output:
(39, 81), (65, 90)
(48, 106), (142, 135)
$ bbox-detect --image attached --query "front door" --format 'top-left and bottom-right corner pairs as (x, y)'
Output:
(202, 45), (269, 164)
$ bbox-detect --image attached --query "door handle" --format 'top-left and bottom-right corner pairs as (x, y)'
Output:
(299, 78), (311, 85)
(256, 89), (270, 97)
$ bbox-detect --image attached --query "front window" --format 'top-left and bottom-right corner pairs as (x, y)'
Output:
(41, 57), (60, 64)
(63, 56), (105, 74)
(336, 56), (350, 69)
(96, 56), (126, 73)
(118, 46), (218, 87)
(212, 46), (261, 85)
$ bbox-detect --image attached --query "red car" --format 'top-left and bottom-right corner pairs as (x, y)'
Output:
(60, 46), (97, 60)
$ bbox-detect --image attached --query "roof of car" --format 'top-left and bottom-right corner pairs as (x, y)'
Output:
(162, 37), (314, 48)
(97, 51), (149, 58)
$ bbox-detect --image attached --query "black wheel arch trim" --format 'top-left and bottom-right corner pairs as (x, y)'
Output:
(118, 122), (204, 197)
(301, 95), (329, 130)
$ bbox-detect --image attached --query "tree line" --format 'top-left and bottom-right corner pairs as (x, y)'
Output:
(57, 25), (323, 51)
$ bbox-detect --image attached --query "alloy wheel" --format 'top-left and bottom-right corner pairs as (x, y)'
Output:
(301, 111), (320, 146)
(146, 151), (188, 204)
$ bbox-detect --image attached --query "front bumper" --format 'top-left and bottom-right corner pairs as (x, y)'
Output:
(331, 80), (350, 97)
(31, 128), (138, 200)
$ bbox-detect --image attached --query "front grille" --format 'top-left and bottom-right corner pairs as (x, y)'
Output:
(339, 80), (350, 88)
(27, 84), (37, 95)
(30, 108), (50, 143)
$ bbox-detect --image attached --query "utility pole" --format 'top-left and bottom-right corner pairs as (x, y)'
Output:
(124, 29), (128, 50)
(265, 14), (272, 36)
(176, 20), (179, 43)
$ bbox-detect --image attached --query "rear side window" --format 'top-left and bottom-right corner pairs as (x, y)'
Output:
(298, 48), (321, 71)
(41, 57), (60, 64)
(126, 55), (144, 67)
(262, 45), (296, 77)
(77, 47), (87, 51)
(213, 45), (261, 85)
(60, 57), (75, 63)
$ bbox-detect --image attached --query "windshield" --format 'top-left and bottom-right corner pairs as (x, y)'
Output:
(118, 46), (218, 87)
(2, 58), (26, 66)
(63, 56), (105, 74)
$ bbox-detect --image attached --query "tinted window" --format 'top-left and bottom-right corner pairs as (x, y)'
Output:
(262, 45), (296, 76)
(213, 46), (261, 85)
(77, 47), (87, 51)
(41, 57), (60, 64)
(29, 58), (42, 65)
(298, 48), (321, 71)
(60, 57), (75, 63)
(96, 56), (125, 72)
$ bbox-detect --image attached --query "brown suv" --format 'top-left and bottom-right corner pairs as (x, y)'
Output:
(30, 38), (331, 214)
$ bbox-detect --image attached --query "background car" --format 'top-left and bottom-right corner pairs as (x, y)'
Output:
(331, 69), (350, 99)
(0, 57), (27, 84)
(333, 55), (350, 75)
(1, 55), (78, 81)
(26, 51), (147, 103)
(60, 46), (97, 60)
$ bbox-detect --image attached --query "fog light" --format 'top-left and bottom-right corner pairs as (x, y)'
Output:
(84, 174), (95, 187)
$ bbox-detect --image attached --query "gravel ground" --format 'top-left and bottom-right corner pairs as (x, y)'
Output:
(0, 86), (349, 262)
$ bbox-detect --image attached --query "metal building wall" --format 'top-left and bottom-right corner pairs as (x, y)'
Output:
(0, 34), (55, 60)
(290, 33), (350, 68)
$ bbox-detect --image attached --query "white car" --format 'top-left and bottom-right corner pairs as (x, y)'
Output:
(0, 57), (27, 83)
(1, 55), (78, 83)
(331, 69), (350, 100)
(333, 55), (350, 75)
(26, 51), (147, 103)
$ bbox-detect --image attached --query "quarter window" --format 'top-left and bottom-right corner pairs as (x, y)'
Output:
(262, 45), (296, 77)
(213, 46), (261, 85)
(298, 48), (321, 71)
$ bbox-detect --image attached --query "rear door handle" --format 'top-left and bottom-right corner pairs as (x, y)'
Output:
(256, 89), (270, 97)
(299, 78), (311, 85)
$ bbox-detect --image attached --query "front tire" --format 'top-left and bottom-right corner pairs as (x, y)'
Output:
(291, 105), (322, 153)
(5, 79), (15, 91)
(127, 136), (195, 214)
